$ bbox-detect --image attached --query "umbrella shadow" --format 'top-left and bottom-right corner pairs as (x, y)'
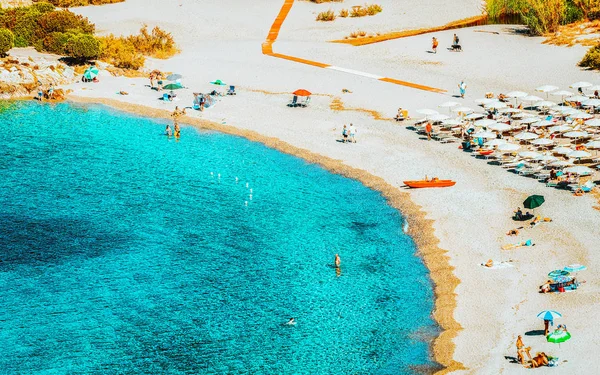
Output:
(504, 355), (520, 364)
(525, 330), (545, 336)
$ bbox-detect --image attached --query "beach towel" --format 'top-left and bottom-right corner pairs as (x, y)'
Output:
(479, 260), (514, 269)
(502, 239), (533, 250)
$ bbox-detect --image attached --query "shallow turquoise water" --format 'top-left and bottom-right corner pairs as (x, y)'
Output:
(0, 101), (438, 374)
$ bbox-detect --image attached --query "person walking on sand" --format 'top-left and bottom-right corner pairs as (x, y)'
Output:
(458, 80), (467, 98)
(425, 121), (432, 141)
(342, 125), (348, 143)
(432, 37), (438, 54)
(348, 123), (357, 143)
(149, 72), (155, 90)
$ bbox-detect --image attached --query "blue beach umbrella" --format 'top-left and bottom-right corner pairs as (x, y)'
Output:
(548, 269), (570, 279)
(537, 310), (562, 321)
(553, 275), (572, 284)
(564, 264), (586, 273)
(83, 66), (99, 80)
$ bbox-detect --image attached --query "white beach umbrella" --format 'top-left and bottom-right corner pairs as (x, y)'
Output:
(499, 107), (521, 114)
(514, 132), (539, 140)
(551, 160), (572, 167)
(464, 113), (485, 120)
(564, 131), (590, 138)
(535, 100), (556, 108)
(472, 131), (497, 139)
(531, 138), (554, 145)
(485, 101), (508, 109)
(429, 114), (450, 121)
(523, 95), (543, 102)
(531, 120), (554, 128)
(536, 153), (558, 162)
(474, 119), (497, 127)
(564, 166), (594, 175)
(583, 99), (600, 107)
(506, 91), (528, 98)
(536, 85), (559, 93)
(552, 106), (578, 115)
(442, 118), (463, 126)
(571, 112), (593, 120)
(452, 106), (474, 113)
(485, 139), (507, 147)
(586, 85), (600, 91)
(570, 81), (593, 89)
(520, 117), (541, 124)
(497, 143), (520, 152)
(439, 101), (460, 108)
(568, 150), (592, 158)
(488, 123), (512, 132)
(552, 90), (574, 96)
(585, 118), (600, 127)
(585, 140), (600, 149)
(566, 95), (589, 103)
(553, 146), (574, 154)
(519, 151), (541, 158)
(474, 98), (496, 105)
(416, 109), (439, 116)
(549, 125), (572, 133)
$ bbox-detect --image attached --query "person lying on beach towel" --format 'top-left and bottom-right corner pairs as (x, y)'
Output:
(502, 239), (534, 250)
(530, 216), (552, 227)
(480, 259), (514, 269)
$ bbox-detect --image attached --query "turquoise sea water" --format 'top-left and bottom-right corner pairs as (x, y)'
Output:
(0, 101), (438, 374)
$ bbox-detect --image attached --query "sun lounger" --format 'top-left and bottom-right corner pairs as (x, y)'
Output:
(518, 165), (543, 176)
(227, 85), (236, 95)
(287, 95), (298, 107)
(298, 96), (311, 108)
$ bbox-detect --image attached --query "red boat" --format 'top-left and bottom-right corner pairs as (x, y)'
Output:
(403, 179), (456, 188)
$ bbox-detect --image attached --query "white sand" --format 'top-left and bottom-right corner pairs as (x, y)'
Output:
(61, 1), (600, 373)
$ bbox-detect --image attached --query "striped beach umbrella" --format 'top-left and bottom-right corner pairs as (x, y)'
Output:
(547, 329), (571, 344)
(537, 310), (562, 321)
(83, 66), (99, 80)
(564, 264), (586, 273)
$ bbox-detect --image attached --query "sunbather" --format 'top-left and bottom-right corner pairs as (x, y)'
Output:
(502, 239), (534, 250)
(506, 228), (520, 236)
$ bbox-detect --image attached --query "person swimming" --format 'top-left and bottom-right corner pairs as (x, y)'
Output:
(335, 254), (341, 268)
(286, 318), (296, 325)
(165, 124), (172, 136)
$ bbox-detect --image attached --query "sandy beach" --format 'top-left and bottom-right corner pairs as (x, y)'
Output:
(45, 0), (600, 373)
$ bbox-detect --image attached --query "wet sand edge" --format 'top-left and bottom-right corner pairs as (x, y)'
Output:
(68, 95), (465, 374)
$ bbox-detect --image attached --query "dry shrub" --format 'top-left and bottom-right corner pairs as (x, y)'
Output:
(521, 0), (565, 34)
(126, 25), (178, 59)
(579, 42), (600, 69)
(32, 0), (125, 7)
(349, 31), (359, 38)
(316, 10), (336, 21)
(350, 6), (367, 17)
(358, 30), (367, 36)
(339, 8), (349, 17)
(366, 4), (383, 15)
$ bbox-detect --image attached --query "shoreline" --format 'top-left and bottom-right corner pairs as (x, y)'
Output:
(68, 94), (464, 374)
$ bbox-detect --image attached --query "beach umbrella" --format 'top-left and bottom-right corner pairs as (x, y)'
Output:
(571, 81), (592, 89)
(524, 194), (545, 210)
(547, 330), (571, 345)
(549, 125), (572, 133)
(550, 160), (572, 167)
(566, 95), (589, 103)
(535, 100), (556, 108)
(83, 66), (99, 80)
(552, 106), (578, 116)
(166, 73), (182, 81)
(519, 151), (541, 159)
(497, 143), (520, 152)
(571, 112), (593, 120)
(564, 166), (593, 175)
(439, 101), (459, 108)
(442, 119), (463, 126)
(531, 138), (554, 146)
(429, 114), (450, 121)
(585, 118), (600, 127)
(163, 83), (183, 90)
(587, 85), (600, 91)
(567, 150), (591, 158)
(452, 106), (473, 114)
(210, 79), (227, 86)
(464, 113), (485, 120)
(499, 107), (521, 114)
(485, 139), (506, 146)
(585, 140), (600, 149)
(507, 91), (528, 98)
(548, 269), (570, 278)
(537, 310), (562, 321)
(519, 117), (541, 124)
(564, 131), (589, 138)
(416, 108), (439, 116)
(553, 146), (574, 154)
(472, 131), (496, 139)
(488, 123), (512, 132)
(484, 101), (508, 109)
(514, 132), (539, 140)
(536, 85), (559, 93)
(474, 119), (497, 127)
(523, 95), (543, 102)
(564, 264), (587, 273)
(537, 154), (557, 162)
(531, 120), (554, 128)
(552, 90), (574, 97)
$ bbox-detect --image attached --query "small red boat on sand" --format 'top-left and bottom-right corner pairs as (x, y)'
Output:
(403, 178), (456, 188)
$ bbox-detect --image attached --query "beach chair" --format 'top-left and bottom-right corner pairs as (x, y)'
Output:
(299, 96), (311, 108)
(163, 93), (170, 101)
(227, 85), (236, 95)
(287, 95), (298, 107)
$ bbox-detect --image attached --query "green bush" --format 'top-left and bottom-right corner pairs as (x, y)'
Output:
(564, 0), (585, 23)
(64, 33), (99, 61)
(579, 43), (600, 69)
(0, 28), (15, 57)
(36, 10), (95, 36)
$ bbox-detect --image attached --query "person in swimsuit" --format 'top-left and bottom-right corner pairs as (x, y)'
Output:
(286, 318), (296, 325)
(432, 37), (438, 54)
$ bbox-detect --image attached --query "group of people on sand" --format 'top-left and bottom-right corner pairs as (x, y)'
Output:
(164, 106), (186, 137)
(431, 34), (461, 54)
(36, 83), (54, 101)
(341, 124), (357, 143)
(149, 71), (164, 91)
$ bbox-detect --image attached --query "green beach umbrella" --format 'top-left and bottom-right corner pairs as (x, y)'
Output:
(163, 83), (183, 90)
(210, 79), (226, 86)
(83, 66), (99, 80)
(547, 329), (571, 344)
(523, 195), (545, 210)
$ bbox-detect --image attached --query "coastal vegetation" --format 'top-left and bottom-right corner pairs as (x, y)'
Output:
(0, 2), (177, 69)
(316, 9), (335, 21)
(485, 0), (600, 35)
(32, 0), (124, 7)
(579, 43), (600, 69)
(317, 4), (382, 21)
